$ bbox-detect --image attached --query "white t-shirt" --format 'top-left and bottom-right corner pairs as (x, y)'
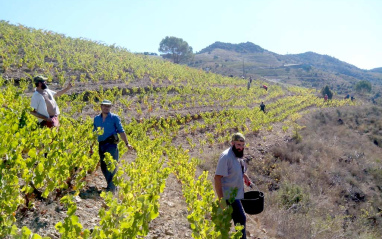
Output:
(215, 147), (245, 200)
(31, 89), (60, 122)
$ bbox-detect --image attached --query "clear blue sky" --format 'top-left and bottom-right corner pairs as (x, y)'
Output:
(1, 0), (381, 70)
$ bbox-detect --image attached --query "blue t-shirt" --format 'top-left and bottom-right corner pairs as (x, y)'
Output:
(93, 113), (125, 142)
(215, 147), (245, 200)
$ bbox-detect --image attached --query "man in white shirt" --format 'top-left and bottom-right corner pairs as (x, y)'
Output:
(30, 75), (72, 127)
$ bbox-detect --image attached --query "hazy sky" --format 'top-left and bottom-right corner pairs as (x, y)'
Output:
(1, 0), (381, 70)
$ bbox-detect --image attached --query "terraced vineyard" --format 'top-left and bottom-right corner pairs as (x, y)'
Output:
(0, 21), (363, 238)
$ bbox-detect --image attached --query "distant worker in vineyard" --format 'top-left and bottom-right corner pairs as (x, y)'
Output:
(93, 100), (133, 193)
(324, 94), (328, 101)
(262, 85), (268, 91)
(248, 77), (254, 89)
(214, 133), (251, 239)
(30, 75), (72, 128)
(260, 101), (266, 113)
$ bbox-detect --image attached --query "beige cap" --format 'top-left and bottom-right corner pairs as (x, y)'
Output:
(232, 132), (245, 142)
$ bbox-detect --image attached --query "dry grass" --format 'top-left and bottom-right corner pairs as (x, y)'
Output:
(197, 146), (223, 182)
(249, 106), (382, 238)
(189, 105), (382, 238)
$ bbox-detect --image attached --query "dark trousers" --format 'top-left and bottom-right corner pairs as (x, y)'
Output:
(227, 199), (247, 239)
(99, 143), (119, 192)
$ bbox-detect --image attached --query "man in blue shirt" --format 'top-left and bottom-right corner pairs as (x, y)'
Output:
(93, 99), (133, 193)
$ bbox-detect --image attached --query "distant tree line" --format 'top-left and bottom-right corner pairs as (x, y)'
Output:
(144, 52), (158, 56)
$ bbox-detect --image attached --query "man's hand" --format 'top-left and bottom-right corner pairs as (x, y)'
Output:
(244, 174), (252, 186)
(46, 117), (53, 122)
(126, 143), (133, 150)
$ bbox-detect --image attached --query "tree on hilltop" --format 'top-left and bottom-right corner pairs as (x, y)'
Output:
(159, 36), (193, 64)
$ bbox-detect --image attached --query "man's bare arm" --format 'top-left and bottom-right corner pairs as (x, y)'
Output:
(55, 83), (72, 97)
(214, 175), (224, 199)
(119, 132), (133, 150)
(30, 109), (52, 122)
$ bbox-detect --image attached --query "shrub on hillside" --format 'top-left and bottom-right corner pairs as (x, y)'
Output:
(271, 144), (303, 163)
(355, 80), (372, 93)
(278, 183), (309, 211)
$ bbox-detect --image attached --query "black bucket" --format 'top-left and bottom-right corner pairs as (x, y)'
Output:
(241, 191), (264, 215)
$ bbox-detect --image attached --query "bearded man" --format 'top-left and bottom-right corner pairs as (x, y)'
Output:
(30, 75), (72, 128)
(214, 132), (250, 239)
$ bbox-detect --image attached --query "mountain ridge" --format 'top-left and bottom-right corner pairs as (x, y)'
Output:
(198, 41), (379, 71)
(193, 41), (382, 93)
(370, 67), (382, 73)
